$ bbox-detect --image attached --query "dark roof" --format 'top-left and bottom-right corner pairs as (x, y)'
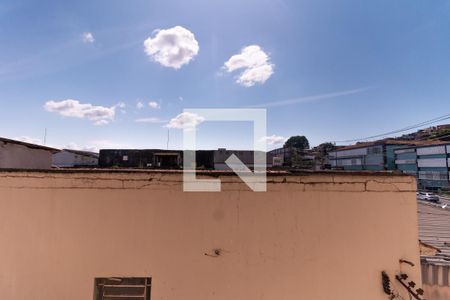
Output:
(63, 149), (99, 158)
(0, 137), (59, 153)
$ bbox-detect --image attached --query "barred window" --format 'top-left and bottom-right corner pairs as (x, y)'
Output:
(94, 277), (151, 300)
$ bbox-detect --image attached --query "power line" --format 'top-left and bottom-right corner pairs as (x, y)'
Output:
(334, 113), (450, 144)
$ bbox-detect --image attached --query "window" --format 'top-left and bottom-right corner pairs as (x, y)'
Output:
(94, 277), (151, 300)
(122, 155), (128, 161)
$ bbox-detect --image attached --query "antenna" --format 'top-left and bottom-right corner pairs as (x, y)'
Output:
(166, 128), (170, 150)
(44, 128), (47, 145)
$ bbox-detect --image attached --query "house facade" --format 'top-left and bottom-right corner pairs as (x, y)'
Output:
(0, 137), (58, 169)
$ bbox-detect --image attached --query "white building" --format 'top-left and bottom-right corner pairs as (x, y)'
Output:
(0, 137), (59, 169)
(52, 149), (99, 167)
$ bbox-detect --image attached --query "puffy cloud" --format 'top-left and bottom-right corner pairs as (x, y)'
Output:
(167, 112), (205, 130)
(223, 45), (274, 87)
(44, 99), (116, 125)
(148, 101), (160, 109)
(135, 117), (165, 123)
(144, 26), (199, 69)
(82, 32), (95, 43)
(136, 101), (144, 109)
(261, 135), (286, 145)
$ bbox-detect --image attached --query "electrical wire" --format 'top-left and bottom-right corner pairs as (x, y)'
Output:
(334, 113), (450, 143)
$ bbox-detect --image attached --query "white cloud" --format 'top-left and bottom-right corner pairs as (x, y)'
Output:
(68, 140), (132, 152)
(248, 87), (372, 108)
(167, 112), (205, 130)
(14, 136), (43, 145)
(115, 102), (126, 109)
(144, 26), (199, 69)
(135, 117), (165, 123)
(136, 101), (144, 109)
(260, 135), (286, 145)
(223, 45), (274, 87)
(44, 99), (116, 125)
(82, 32), (95, 43)
(148, 101), (160, 109)
(64, 142), (97, 153)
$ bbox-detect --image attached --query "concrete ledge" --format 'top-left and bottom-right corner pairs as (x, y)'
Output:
(0, 170), (417, 192)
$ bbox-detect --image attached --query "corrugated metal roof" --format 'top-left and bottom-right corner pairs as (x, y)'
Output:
(418, 202), (450, 257)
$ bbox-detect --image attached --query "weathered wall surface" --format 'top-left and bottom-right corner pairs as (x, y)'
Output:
(0, 143), (52, 169)
(424, 284), (450, 300)
(0, 171), (421, 300)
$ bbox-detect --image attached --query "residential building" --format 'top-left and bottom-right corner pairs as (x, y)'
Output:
(0, 137), (59, 169)
(395, 142), (450, 190)
(52, 149), (99, 167)
(328, 140), (415, 171)
(0, 169), (423, 300)
(268, 147), (315, 168)
(99, 149), (272, 170)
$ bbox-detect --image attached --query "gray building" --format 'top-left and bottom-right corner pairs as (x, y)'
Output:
(52, 149), (99, 167)
(99, 148), (272, 170)
(328, 140), (415, 171)
(395, 142), (450, 190)
(0, 137), (59, 169)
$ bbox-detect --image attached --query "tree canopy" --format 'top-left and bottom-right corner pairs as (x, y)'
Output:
(283, 136), (310, 150)
(316, 142), (336, 156)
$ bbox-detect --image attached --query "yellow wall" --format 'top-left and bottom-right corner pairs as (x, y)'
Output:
(0, 171), (421, 300)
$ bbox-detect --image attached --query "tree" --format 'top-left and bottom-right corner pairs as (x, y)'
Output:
(316, 142), (336, 157)
(283, 136), (310, 150)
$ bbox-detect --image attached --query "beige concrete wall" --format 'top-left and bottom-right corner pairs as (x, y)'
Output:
(424, 284), (450, 300)
(0, 171), (421, 300)
(0, 142), (52, 169)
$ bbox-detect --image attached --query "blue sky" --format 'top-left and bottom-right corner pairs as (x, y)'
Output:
(1, 0), (450, 151)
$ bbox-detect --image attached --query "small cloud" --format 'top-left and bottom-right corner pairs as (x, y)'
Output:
(223, 45), (274, 87)
(144, 26), (199, 69)
(148, 101), (160, 109)
(178, 96), (184, 101)
(82, 32), (95, 43)
(260, 135), (286, 145)
(44, 99), (116, 125)
(64, 142), (97, 152)
(136, 101), (144, 109)
(167, 112), (205, 130)
(135, 117), (165, 123)
(14, 136), (43, 145)
(77, 140), (133, 152)
(115, 102), (126, 109)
